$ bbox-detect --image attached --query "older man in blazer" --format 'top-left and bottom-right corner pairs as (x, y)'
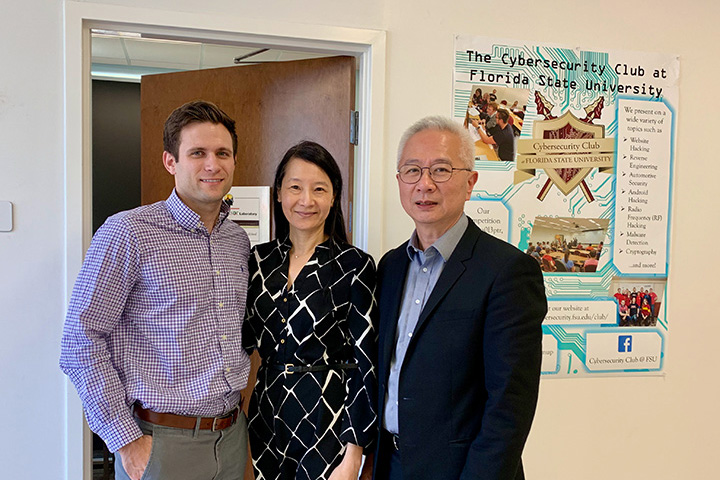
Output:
(373, 116), (547, 480)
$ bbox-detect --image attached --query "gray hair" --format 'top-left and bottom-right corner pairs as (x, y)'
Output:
(397, 115), (475, 170)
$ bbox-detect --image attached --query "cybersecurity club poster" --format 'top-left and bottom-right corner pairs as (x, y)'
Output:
(453, 34), (679, 377)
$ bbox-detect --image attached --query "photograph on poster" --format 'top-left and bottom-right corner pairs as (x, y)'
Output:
(463, 85), (530, 162)
(526, 216), (609, 273)
(609, 277), (666, 327)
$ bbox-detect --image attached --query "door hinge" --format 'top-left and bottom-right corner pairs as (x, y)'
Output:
(350, 110), (359, 146)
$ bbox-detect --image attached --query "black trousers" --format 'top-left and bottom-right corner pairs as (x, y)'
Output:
(375, 429), (403, 480)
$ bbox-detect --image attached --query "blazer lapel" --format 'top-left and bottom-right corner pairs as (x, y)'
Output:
(379, 247), (410, 378)
(413, 220), (481, 335)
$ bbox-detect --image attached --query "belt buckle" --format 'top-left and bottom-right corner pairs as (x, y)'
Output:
(212, 405), (240, 432)
(387, 431), (400, 451)
(211, 415), (221, 432)
(284, 364), (294, 375)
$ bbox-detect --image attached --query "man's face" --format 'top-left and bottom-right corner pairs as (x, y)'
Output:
(163, 121), (235, 214)
(397, 129), (478, 236)
(487, 105), (497, 115)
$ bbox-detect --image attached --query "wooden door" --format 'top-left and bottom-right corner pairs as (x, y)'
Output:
(141, 55), (356, 234)
(140, 56), (355, 480)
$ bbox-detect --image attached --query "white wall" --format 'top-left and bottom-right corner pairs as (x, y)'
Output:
(1, 0), (718, 478)
(0, 0), (67, 477)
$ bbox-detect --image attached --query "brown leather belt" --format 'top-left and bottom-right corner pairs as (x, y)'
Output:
(133, 404), (240, 431)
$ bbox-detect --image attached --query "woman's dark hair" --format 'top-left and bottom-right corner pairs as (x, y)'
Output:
(273, 141), (348, 244)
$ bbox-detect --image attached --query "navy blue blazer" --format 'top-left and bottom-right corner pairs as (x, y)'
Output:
(375, 217), (547, 480)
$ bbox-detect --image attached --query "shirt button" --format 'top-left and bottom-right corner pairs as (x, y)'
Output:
(422, 267), (428, 273)
(414, 299), (420, 305)
(225, 367), (231, 373)
(219, 302), (224, 308)
(283, 298), (287, 303)
(281, 318), (286, 323)
(408, 332), (413, 338)
(280, 339), (285, 344)
(221, 335), (227, 340)
(216, 270), (221, 275)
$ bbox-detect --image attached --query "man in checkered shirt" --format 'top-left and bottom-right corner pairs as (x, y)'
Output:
(60, 101), (251, 480)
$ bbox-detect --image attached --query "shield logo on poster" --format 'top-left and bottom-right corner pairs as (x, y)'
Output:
(515, 95), (615, 203)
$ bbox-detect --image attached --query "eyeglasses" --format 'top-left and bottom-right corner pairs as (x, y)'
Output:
(397, 164), (472, 184)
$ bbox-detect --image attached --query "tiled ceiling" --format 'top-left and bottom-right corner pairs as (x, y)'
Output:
(91, 31), (333, 81)
(534, 216), (610, 233)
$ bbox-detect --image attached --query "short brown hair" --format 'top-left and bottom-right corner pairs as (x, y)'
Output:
(496, 108), (510, 123)
(163, 100), (238, 161)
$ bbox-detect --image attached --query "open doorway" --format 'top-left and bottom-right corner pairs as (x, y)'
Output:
(64, 4), (385, 479)
(90, 32), (357, 234)
(91, 34), (361, 480)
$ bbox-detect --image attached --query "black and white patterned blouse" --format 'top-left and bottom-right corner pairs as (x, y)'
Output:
(243, 237), (378, 480)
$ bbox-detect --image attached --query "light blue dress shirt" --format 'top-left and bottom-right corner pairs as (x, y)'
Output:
(383, 215), (468, 434)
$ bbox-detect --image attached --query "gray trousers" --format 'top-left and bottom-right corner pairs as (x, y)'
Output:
(115, 413), (248, 480)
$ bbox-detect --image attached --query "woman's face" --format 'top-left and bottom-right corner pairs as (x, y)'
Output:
(278, 157), (334, 237)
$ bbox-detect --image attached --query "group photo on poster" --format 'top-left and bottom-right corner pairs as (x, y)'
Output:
(454, 35), (678, 377)
(463, 85), (528, 161)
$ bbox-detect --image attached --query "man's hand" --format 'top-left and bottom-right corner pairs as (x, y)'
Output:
(118, 435), (153, 480)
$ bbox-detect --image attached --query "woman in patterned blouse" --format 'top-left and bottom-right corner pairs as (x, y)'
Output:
(243, 141), (377, 480)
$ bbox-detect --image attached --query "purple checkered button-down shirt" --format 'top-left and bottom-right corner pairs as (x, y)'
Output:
(60, 190), (251, 452)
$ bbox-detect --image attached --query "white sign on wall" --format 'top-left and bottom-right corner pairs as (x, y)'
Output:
(226, 186), (271, 247)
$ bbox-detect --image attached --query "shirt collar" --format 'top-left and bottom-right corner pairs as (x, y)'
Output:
(165, 189), (230, 232)
(406, 215), (468, 262)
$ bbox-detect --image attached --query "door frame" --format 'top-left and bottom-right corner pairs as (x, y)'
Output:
(63, 2), (386, 478)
